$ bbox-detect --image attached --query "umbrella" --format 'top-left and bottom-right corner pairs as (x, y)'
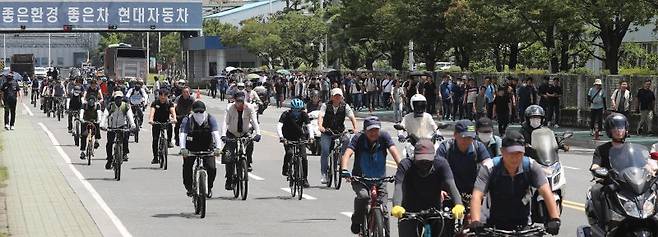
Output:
(276, 69), (291, 75)
(247, 73), (261, 80)
(225, 66), (237, 72)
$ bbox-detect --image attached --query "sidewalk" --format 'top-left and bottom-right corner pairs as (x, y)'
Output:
(0, 109), (102, 237)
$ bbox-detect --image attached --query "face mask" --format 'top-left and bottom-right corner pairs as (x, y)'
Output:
(114, 97), (122, 105)
(478, 132), (493, 143)
(192, 112), (207, 124)
(529, 118), (542, 128)
(414, 160), (433, 178)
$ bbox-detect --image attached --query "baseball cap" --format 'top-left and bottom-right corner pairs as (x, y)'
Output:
(363, 116), (381, 131)
(476, 117), (494, 133)
(331, 88), (343, 97)
(454, 120), (476, 138)
(414, 139), (435, 161)
(502, 130), (526, 153)
(233, 91), (246, 102)
(112, 91), (124, 98)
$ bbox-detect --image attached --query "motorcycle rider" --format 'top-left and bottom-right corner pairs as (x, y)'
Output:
(519, 105), (545, 146)
(149, 89), (177, 164)
(277, 98), (313, 188)
(476, 117), (502, 157)
(469, 130), (561, 235)
(391, 139), (465, 237)
(79, 97), (102, 159)
(179, 101), (220, 198)
(318, 88), (358, 184)
(100, 91), (136, 169)
(174, 87), (195, 147)
(397, 94), (442, 146)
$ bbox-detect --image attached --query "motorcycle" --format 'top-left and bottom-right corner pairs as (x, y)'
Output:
(392, 123), (446, 159)
(528, 127), (573, 224)
(306, 110), (321, 156)
(578, 143), (658, 237)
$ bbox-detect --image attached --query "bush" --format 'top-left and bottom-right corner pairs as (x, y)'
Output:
(619, 67), (658, 76)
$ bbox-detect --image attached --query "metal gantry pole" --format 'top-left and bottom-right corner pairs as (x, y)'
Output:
(48, 33), (51, 68)
(146, 32), (150, 81)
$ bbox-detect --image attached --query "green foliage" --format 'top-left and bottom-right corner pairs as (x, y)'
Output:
(203, 20), (240, 47)
(619, 67), (658, 76)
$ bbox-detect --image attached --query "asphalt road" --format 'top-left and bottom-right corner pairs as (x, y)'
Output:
(22, 96), (593, 237)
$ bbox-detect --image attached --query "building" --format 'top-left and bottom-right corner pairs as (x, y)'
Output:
(587, 22), (658, 73)
(1, 33), (99, 68)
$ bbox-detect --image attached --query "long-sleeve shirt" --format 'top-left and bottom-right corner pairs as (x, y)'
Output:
(179, 115), (222, 149)
(126, 87), (149, 105)
(221, 103), (261, 138)
(100, 102), (136, 129)
(393, 158), (462, 211)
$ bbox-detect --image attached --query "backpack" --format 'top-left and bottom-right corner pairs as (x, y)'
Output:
(489, 156), (532, 186)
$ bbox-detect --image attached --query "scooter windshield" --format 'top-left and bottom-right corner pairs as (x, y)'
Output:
(531, 128), (559, 166)
(610, 143), (653, 195)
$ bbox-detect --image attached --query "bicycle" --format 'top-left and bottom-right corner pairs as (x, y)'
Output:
(225, 136), (252, 200)
(283, 139), (311, 200)
(31, 88), (39, 107)
(130, 103), (144, 143)
(71, 110), (81, 146)
(467, 225), (546, 237)
(347, 175), (395, 237)
(55, 96), (65, 121)
(84, 122), (96, 166)
(325, 129), (353, 189)
(151, 121), (170, 170)
(189, 150), (213, 218)
(400, 208), (456, 237)
(106, 126), (130, 181)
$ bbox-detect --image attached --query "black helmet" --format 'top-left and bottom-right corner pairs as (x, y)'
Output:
(192, 101), (206, 113)
(605, 113), (629, 139)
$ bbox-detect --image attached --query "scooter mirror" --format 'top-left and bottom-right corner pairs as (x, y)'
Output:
(563, 131), (574, 139)
(393, 124), (405, 131)
(437, 122), (449, 129)
(593, 168), (609, 179)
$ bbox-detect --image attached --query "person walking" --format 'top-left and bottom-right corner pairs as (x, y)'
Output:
(391, 80), (405, 123)
(365, 74), (378, 113)
(465, 78), (479, 121)
(440, 75), (453, 120)
(484, 76), (496, 119)
(611, 80), (631, 118)
(635, 79), (655, 135)
(0, 74), (20, 130)
(587, 79), (607, 136)
(422, 74), (437, 115)
(382, 74), (394, 109)
(452, 76), (465, 121)
(517, 77), (537, 122)
(492, 87), (512, 135)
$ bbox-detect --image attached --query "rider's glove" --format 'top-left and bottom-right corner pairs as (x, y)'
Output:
(221, 136), (227, 142)
(340, 169), (351, 178)
(253, 134), (262, 142)
(397, 135), (405, 143)
(180, 148), (190, 157)
(433, 134), (444, 141)
(468, 221), (485, 234)
(279, 137), (286, 143)
(545, 218), (561, 235)
(213, 148), (221, 157)
(451, 204), (465, 220)
(391, 206), (405, 218)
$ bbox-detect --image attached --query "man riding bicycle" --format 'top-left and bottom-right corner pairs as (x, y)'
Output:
(277, 98), (313, 188)
(318, 88), (358, 184)
(149, 89), (177, 164)
(125, 79), (148, 128)
(51, 78), (66, 113)
(180, 101), (220, 198)
(174, 87), (195, 147)
(30, 77), (40, 103)
(469, 131), (560, 235)
(340, 116), (401, 235)
(100, 91), (136, 169)
(67, 84), (84, 133)
(220, 91), (261, 190)
(391, 139), (465, 237)
(79, 97), (102, 159)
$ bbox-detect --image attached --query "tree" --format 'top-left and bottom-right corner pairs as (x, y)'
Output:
(401, 0), (451, 71)
(444, 0), (484, 70)
(159, 32), (182, 71)
(277, 12), (328, 68)
(203, 19), (240, 47)
(575, 0), (657, 74)
(237, 18), (285, 69)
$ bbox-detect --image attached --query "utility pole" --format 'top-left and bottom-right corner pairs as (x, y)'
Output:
(146, 32), (150, 80)
(48, 33), (51, 68)
(408, 40), (415, 71)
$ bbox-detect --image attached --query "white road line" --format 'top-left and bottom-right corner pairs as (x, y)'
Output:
(280, 188), (317, 200)
(340, 212), (353, 217)
(38, 123), (133, 237)
(214, 161), (265, 181)
(564, 166), (582, 170)
(21, 103), (34, 117)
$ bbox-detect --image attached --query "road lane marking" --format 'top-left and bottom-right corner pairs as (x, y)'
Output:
(21, 103), (34, 116)
(340, 212), (353, 217)
(563, 200), (586, 207)
(213, 161), (265, 181)
(564, 166), (581, 170)
(563, 203), (586, 212)
(280, 188), (317, 200)
(39, 123), (133, 237)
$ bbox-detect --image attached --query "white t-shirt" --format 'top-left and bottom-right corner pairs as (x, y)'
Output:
(400, 113), (439, 140)
(382, 79), (394, 93)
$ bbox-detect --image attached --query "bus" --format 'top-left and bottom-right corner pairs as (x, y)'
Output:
(104, 43), (147, 81)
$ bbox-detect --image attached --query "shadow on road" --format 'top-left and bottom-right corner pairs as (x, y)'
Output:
(253, 196), (295, 200)
(84, 177), (117, 181)
(280, 218), (337, 223)
(130, 167), (162, 170)
(152, 213), (198, 219)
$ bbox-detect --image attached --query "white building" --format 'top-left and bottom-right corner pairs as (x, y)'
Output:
(1, 33), (99, 68)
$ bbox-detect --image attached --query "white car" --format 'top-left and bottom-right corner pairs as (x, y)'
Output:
(34, 67), (47, 79)
(435, 62), (454, 71)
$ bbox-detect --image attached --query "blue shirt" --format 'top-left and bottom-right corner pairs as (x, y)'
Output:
(348, 131), (395, 178)
(485, 84), (496, 103)
(440, 81), (452, 100)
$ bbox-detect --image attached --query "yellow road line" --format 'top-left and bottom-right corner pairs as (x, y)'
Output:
(563, 203), (586, 212)
(563, 200), (586, 208)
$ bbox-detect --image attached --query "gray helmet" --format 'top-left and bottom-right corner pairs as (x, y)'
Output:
(524, 105), (545, 119)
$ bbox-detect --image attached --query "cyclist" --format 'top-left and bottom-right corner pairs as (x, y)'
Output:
(172, 79), (186, 97)
(220, 91), (261, 190)
(391, 139), (465, 237)
(174, 87), (195, 147)
(476, 117), (502, 157)
(83, 79), (103, 105)
(245, 82), (262, 105)
(277, 98), (313, 188)
(79, 97), (102, 159)
(180, 101), (220, 198)
(149, 89), (177, 164)
(40, 78), (52, 112)
(318, 88), (358, 184)
(67, 83), (84, 134)
(469, 130), (560, 235)
(306, 90), (322, 112)
(30, 76), (40, 103)
(397, 94), (441, 144)
(100, 91), (136, 169)
(435, 120), (492, 201)
(125, 78), (148, 128)
(340, 116), (401, 235)
(52, 78), (66, 114)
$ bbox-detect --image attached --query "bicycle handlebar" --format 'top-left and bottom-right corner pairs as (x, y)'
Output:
(189, 151), (214, 156)
(348, 176), (395, 184)
(151, 121), (172, 125)
(223, 136), (253, 143)
(474, 225), (546, 236)
(283, 140), (312, 145)
(401, 208), (453, 220)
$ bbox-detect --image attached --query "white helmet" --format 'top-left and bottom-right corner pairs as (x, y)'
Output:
(410, 94), (427, 111)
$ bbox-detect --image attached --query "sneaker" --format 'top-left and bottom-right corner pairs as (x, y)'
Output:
(206, 189), (213, 198)
(68, 129), (73, 134)
(186, 189), (194, 197)
(225, 179), (233, 190)
(282, 168), (289, 176)
(94, 141), (100, 149)
(151, 158), (159, 164)
(10, 126), (15, 130)
(320, 175), (328, 184)
(168, 142), (174, 148)
(303, 180), (310, 188)
(554, 124), (560, 128)
(105, 160), (112, 170)
(350, 222), (361, 234)
(123, 155), (128, 162)
(4, 125), (9, 130)
(247, 165), (253, 172)
(80, 152), (86, 160)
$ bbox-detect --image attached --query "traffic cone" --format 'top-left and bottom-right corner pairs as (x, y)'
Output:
(195, 87), (201, 99)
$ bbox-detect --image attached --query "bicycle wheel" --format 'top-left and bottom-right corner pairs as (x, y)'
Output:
(114, 144), (122, 181)
(73, 121), (80, 146)
(296, 157), (303, 200)
(289, 161), (296, 197)
(333, 152), (342, 190)
(134, 129), (139, 143)
(326, 151), (333, 188)
(370, 208), (386, 237)
(162, 148), (168, 170)
(198, 170), (207, 218)
(86, 137), (93, 166)
(57, 106), (61, 121)
(193, 178), (200, 214)
(361, 213), (370, 237)
(240, 158), (249, 200)
(232, 163), (240, 199)
(159, 136), (166, 169)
